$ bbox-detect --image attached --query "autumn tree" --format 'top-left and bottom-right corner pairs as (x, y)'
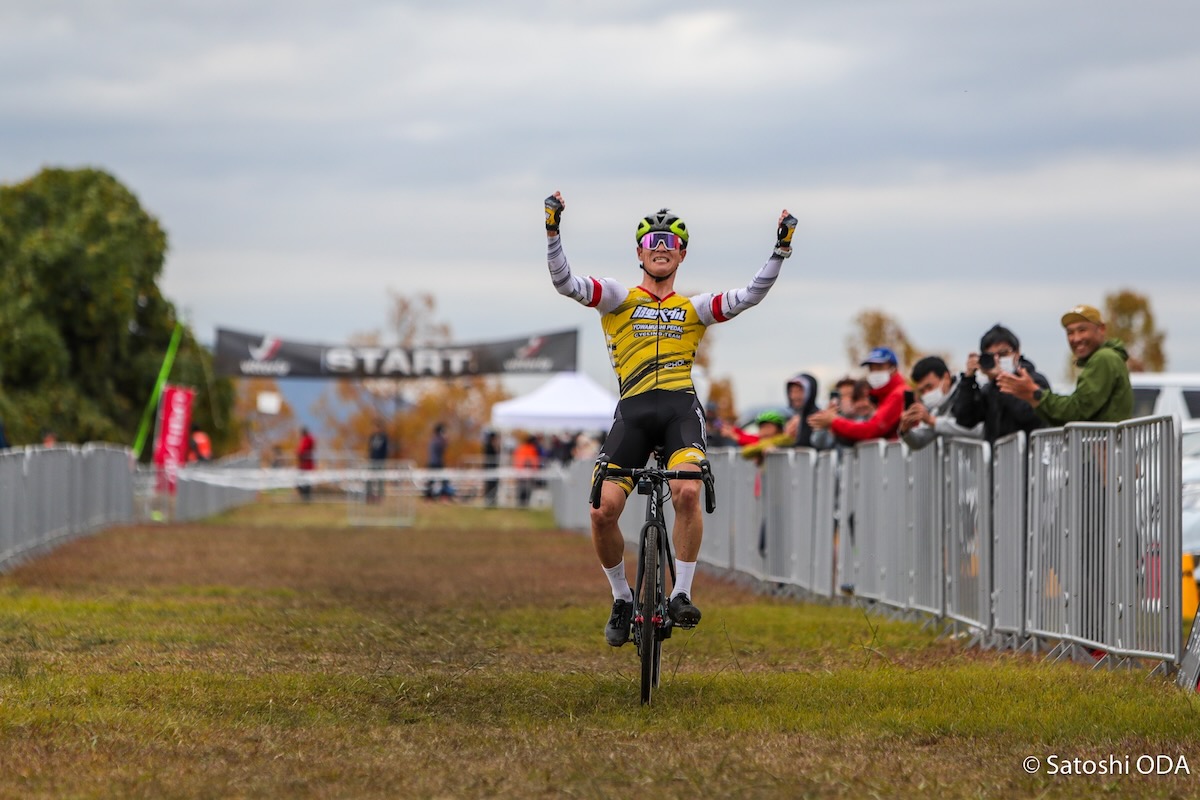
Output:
(1103, 289), (1166, 373)
(313, 292), (509, 464)
(0, 167), (234, 452)
(844, 309), (920, 369)
(233, 377), (297, 464)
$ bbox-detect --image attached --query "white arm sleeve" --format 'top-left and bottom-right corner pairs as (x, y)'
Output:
(547, 235), (625, 314)
(691, 254), (784, 326)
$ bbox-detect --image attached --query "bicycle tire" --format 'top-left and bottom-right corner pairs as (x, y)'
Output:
(639, 522), (662, 705)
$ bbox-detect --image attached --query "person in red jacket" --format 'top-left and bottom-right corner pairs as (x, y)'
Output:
(296, 426), (316, 501)
(806, 347), (907, 442)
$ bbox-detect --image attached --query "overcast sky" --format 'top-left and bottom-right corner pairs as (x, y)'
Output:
(3, 0), (1199, 414)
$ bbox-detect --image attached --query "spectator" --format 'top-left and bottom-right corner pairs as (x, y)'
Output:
(188, 424), (213, 463)
(807, 377), (873, 451)
(739, 410), (794, 464)
(807, 347), (906, 443)
(899, 356), (982, 450)
(998, 304), (1133, 650)
(998, 304), (1133, 424)
(784, 372), (822, 449)
(366, 421), (389, 504)
(482, 430), (501, 507)
(42, 429), (57, 447)
(424, 422), (453, 501)
(296, 427), (315, 501)
(512, 434), (542, 507)
(0, 417), (9, 451)
(953, 324), (1049, 443)
(572, 432), (600, 462)
(704, 401), (738, 448)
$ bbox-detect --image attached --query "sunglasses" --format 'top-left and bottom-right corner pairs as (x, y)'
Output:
(639, 232), (683, 251)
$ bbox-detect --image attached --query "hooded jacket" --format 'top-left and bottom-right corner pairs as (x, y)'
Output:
(1036, 339), (1133, 425)
(785, 372), (821, 448)
(952, 356), (1049, 443)
(829, 370), (906, 442)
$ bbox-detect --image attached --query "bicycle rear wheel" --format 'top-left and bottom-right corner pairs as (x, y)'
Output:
(638, 522), (663, 705)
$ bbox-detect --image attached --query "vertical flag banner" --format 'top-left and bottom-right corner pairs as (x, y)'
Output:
(153, 384), (195, 494)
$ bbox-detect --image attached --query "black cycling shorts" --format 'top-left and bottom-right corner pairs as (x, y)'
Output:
(597, 389), (707, 494)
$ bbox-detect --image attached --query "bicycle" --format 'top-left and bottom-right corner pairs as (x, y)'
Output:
(590, 449), (716, 705)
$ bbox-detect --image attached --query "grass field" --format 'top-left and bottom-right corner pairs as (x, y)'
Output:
(2, 501), (1199, 799)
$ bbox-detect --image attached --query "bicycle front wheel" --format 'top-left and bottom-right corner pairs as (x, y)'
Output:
(639, 522), (663, 705)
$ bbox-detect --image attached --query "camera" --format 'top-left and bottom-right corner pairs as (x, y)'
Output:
(978, 353), (996, 371)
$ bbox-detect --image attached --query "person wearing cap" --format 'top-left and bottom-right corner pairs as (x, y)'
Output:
(807, 347), (906, 442)
(953, 323), (1050, 443)
(997, 304), (1132, 424)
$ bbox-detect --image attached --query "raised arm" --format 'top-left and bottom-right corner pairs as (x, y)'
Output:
(545, 191), (624, 313)
(691, 209), (795, 325)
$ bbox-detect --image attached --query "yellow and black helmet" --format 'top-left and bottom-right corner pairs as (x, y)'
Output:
(635, 208), (688, 248)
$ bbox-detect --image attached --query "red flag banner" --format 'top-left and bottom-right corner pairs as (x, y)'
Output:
(153, 384), (195, 494)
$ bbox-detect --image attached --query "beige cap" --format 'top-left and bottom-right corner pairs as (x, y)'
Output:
(1061, 304), (1103, 327)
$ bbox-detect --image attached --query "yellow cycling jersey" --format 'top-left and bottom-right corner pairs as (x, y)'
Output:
(547, 233), (783, 401)
(602, 287), (706, 398)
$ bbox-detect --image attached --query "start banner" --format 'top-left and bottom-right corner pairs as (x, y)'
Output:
(213, 328), (578, 379)
(153, 384), (195, 494)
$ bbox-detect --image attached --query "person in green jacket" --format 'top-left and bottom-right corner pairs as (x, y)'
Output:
(997, 304), (1133, 424)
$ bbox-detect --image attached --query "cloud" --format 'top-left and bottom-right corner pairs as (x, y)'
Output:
(3, 0), (1200, 413)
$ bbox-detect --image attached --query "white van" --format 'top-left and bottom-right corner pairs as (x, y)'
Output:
(1128, 373), (1200, 426)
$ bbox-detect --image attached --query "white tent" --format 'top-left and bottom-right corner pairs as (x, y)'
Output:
(490, 372), (617, 432)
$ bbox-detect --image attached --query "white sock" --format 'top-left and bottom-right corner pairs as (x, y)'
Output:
(671, 559), (697, 600)
(603, 562), (633, 603)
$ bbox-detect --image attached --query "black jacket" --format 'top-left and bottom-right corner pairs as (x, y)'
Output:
(952, 357), (1050, 443)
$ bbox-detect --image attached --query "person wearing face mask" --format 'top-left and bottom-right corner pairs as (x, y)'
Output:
(952, 324), (1050, 443)
(898, 356), (982, 450)
(807, 347), (907, 443)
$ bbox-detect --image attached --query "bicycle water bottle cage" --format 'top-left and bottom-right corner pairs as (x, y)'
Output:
(637, 477), (653, 495)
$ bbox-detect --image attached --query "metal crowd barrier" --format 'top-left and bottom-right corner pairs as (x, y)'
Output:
(554, 415), (1184, 674)
(0, 444), (135, 574)
(173, 456), (260, 522)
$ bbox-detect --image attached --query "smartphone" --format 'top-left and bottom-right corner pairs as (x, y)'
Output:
(903, 390), (915, 409)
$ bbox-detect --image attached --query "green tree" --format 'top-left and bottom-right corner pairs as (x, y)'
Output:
(0, 167), (234, 452)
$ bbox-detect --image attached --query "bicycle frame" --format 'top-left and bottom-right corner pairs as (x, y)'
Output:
(590, 451), (715, 704)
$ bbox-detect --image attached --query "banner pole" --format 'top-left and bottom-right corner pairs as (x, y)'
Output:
(133, 321), (185, 459)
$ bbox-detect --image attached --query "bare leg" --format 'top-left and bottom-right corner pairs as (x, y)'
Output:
(669, 465), (703, 562)
(590, 480), (629, 568)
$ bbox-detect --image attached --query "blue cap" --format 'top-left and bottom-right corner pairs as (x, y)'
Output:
(861, 347), (898, 367)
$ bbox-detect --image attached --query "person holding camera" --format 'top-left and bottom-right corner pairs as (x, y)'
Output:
(807, 347), (906, 443)
(996, 304), (1132, 424)
(898, 356), (982, 450)
(952, 324), (1050, 443)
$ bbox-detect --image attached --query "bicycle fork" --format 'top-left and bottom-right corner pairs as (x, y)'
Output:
(633, 484), (676, 646)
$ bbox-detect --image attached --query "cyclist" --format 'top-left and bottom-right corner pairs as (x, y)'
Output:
(545, 191), (795, 646)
